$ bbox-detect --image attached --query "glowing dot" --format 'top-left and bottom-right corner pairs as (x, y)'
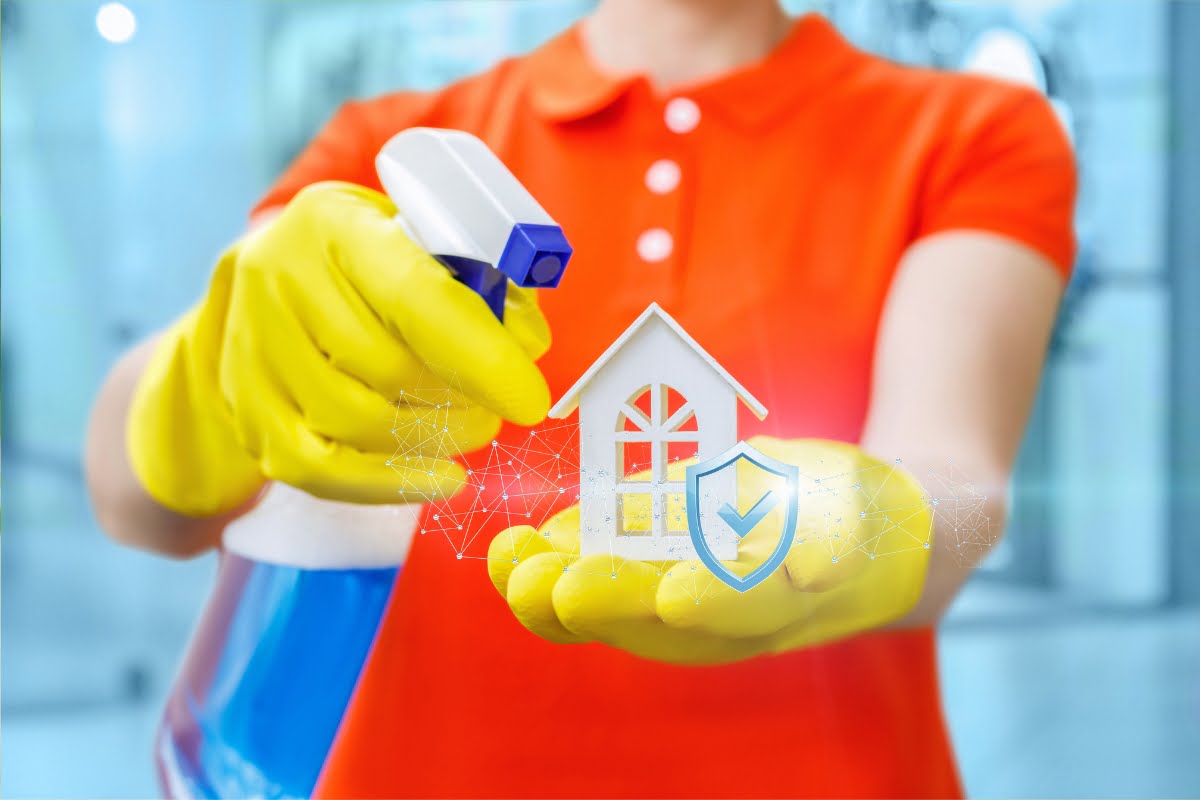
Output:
(859, 511), (867, 518)
(923, 542), (931, 549)
(433, 514), (440, 520)
(96, 2), (136, 43)
(492, 440), (498, 447)
(420, 528), (427, 534)
(932, 498), (940, 506)
(467, 469), (473, 476)
(456, 553), (463, 560)
(512, 557), (518, 564)
(386, 461), (392, 466)
(501, 493), (509, 500)
(457, 525), (463, 530)
(611, 573), (617, 579)
(831, 557), (839, 564)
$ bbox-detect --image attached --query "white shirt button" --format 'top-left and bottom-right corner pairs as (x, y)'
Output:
(637, 228), (674, 262)
(664, 97), (700, 133)
(645, 159), (681, 194)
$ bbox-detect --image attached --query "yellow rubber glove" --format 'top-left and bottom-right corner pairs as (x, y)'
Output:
(488, 436), (933, 665)
(128, 181), (551, 516)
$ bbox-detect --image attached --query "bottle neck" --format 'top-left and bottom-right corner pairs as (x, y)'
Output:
(222, 483), (420, 569)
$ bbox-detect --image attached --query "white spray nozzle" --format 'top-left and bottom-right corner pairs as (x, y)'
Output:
(376, 127), (572, 319)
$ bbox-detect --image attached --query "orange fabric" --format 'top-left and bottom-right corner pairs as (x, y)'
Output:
(254, 14), (1075, 798)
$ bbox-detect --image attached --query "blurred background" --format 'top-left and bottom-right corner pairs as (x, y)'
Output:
(2, 0), (1198, 796)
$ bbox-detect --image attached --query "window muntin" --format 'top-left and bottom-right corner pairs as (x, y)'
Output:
(615, 384), (697, 539)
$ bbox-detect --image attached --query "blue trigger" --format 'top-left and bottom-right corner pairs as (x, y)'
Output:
(433, 224), (572, 322)
(435, 255), (508, 320)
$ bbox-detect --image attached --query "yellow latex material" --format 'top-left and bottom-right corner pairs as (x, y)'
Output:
(488, 437), (933, 665)
(128, 181), (551, 517)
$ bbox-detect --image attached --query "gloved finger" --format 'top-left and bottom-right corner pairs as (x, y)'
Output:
(503, 283), (552, 360)
(537, 504), (582, 556)
(269, 321), (414, 454)
(390, 401), (501, 458)
(283, 261), (457, 403)
(249, 410), (466, 504)
(488, 524), (555, 597)
(392, 268), (550, 426)
(656, 558), (803, 638)
(505, 551), (586, 644)
(389, 453), (470, 502)
(300, 182), (551, 426)
(551, 554), (662, 638)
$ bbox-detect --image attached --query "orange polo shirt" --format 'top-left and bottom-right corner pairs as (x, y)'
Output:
(254, 14), (1075, 798)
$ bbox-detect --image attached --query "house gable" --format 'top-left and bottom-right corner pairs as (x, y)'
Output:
(548, 302), (768, 420)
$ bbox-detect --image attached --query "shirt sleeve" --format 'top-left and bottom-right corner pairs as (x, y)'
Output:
(915, 85), (1078, 279)
(251, 92), (436, 218)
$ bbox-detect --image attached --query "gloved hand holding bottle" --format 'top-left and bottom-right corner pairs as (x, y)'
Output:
(487, 436), (933, 665)
(127, 180), (552, 517)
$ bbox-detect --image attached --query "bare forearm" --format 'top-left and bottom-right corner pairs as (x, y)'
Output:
(84, 336), (246, 558)
(859, 233), (1064, 627)
(878, 454), (1009, 626)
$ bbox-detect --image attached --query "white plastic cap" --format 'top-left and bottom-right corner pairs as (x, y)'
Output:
(376, 128), (555, 266)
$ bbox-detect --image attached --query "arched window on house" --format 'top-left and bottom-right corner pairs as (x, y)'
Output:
(615, 383), (699, 542)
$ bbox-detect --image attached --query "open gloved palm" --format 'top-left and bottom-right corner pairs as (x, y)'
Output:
(488, 436), (934, 665)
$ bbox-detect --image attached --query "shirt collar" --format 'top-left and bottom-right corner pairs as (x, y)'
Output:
(527, 14), (862, 129)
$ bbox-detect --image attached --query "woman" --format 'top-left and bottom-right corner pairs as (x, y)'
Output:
(87, 0), (1075, 795)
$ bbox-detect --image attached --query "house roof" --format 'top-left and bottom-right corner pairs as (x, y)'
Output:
(547, 302), (769, 420)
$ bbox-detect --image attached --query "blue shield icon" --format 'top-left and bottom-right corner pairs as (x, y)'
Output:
(685, 441), (799, 593)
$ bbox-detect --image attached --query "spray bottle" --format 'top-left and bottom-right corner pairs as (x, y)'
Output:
(155, 129), (572, 798)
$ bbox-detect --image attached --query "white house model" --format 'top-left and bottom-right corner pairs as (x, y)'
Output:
(548, 303), (768, 561)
